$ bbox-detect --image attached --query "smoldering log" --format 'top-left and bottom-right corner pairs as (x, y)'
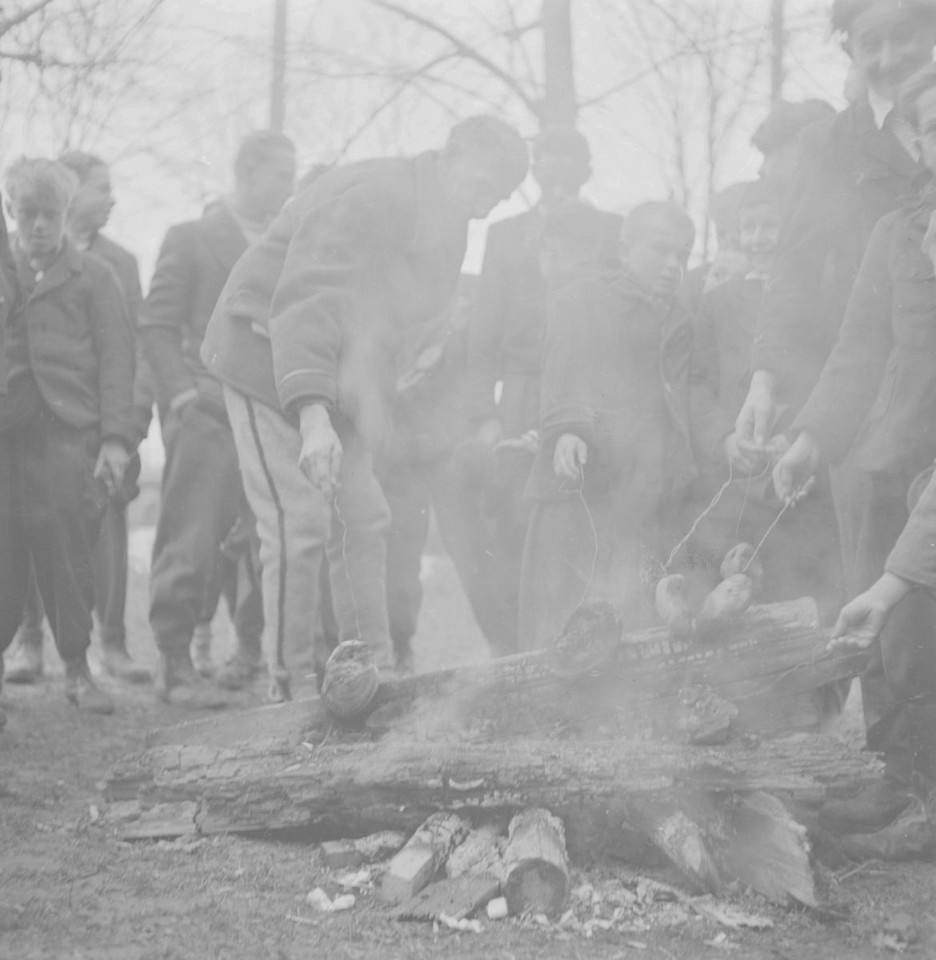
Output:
(502, 808), (571, 917)
(147, 599), (867, 753)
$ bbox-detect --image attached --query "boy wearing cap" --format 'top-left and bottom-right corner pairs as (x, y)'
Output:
(201, 116), (529, 700)
(0, 159), (133, 717)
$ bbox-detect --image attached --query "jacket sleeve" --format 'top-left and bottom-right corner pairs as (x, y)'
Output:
(887, 466), (936, 590)
(466, 221), (512, 423)
(91, 262), (135, 445)
(268, 181), (409, 416)
(753, 127), (838, 403)
(140, 223), (199, 409)
(539, 282), (596, 446)
(689, 300), (733, 467)
(791, 215), (894, 463)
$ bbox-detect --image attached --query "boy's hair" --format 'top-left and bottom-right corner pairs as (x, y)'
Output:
(740, 176), (787, 213)
(58, 150), (107, 184)
(751, 99), (835, 155)
(898, 62), (936, 127)
(619, 201), (695, 250)
(6, 158), (78, 208)
(234, 130), (295, 182)
(832, 0), (936, 35)
(445, 115), (529, 190)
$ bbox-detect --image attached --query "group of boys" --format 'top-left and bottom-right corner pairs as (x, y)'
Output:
(3, 0), (936, 860)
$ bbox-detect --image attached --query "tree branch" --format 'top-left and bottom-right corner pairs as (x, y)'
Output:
(367, 0), (541, 117)
(0, 0), (56, 39)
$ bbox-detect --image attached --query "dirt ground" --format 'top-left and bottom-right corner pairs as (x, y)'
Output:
(2, 493), (936, 959)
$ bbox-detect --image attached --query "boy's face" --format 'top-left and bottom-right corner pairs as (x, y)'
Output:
(70, 163), (114, 233)
(442, 148), (517, 220)
(11, 191), (67, 261)
(621, 219), (693, 299)
(916, 85), (936, 173)
(848, 5), (936, 102)
(533, 152), (589, 207)
(243, 146), (297, 221)
(739, 201), (783, 276)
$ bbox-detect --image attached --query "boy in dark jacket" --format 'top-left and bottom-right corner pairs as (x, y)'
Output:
(202, 116), (528, 700)
(0, 159), (133, 716)
(518, 202), (732, 651)
(775, 63), (936, 835)
(693, 179), (844, 618)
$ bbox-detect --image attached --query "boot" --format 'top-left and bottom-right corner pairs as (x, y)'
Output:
(4, 630), (44, 684)
(840, 799), (936, 862)
(99, 641), (151, 685)
(191, 623), (214, 678)
(64, 656), (115, 715)
(216, 642), (263, 691)
(820, 777), (915, 834)
(155, 652), (227, 710)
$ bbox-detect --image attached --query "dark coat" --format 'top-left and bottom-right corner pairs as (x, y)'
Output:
(695, 274), (763, 418)
(794, 199), (936, 480)
(527, 271), (731, 508)
(201, 153), (469, 446)
(0, 209), (19, 393)
(467, 203), (621, 434)
(15, 240), (133, 443)
(888, 467), (936, 590)
(141, 204), (247, 413)
(754, 96), (925, 412)
(88, 232), (153, 446)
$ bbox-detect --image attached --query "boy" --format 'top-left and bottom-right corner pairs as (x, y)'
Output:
(518, 202), (731, 651)
(0, 159), (134, 716)
(693, 179), (844, 619)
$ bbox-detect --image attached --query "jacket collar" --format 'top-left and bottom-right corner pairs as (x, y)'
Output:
(200, 202), (248, 271)
(849, 95), (921, 181)
(14, 237), (82, 302)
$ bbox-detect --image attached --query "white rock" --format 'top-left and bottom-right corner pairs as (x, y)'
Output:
(486, 897), (508, 920)
(330, 893), (356, 912)
(306, 887), (333, 911)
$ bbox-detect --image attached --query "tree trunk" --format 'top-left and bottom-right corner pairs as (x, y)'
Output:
(541, 0), (576, 126)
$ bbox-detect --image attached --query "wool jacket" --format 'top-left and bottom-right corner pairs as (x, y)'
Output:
(0, 209), (18, 393)
(888, 466), (936, 590)
(141, 204), (247, 414)
(794, 193), (936, 479)
(754, 96), (925, 412)
(12, 239), (133, 443)
(201, 152), (469, 445)
(467, 203), (621, 432)
(88, 232), (154, 445)
(527, 270), (732, 506)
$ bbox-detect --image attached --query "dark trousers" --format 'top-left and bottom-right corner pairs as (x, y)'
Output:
(0, 410), (104, 663)
(18, 493), (133, 647)
(149, 403), (262, 657)
(835, 466), (936, 780)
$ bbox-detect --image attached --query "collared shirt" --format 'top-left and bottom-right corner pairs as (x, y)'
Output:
(868, 86), (920, 161)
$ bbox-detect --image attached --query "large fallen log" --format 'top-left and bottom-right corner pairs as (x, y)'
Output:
(149, 599), (866, 751)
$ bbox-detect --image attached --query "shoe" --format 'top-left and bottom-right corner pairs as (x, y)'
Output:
(840, 799), (936, 862)
(64, 658), (115, 715)
(155, 654), (227, 710)
(820, 778), (915, 834)
(99, 644), (151, 684)
(4, 633), (44, 684)
(216, 654), (263, 691)
(191, 624), (214, 678)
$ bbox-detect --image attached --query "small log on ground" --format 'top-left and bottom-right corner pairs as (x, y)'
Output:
(147, 599), (866, 751)
(503, 808), (570, 917)
(378, 813), (471, 903)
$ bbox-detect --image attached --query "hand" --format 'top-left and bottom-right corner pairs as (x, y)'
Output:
(298, 404), (342, 499)
(554, 433), (587, 482)
(772, 431), (820, 504)
(725, 431), (769, 475)
(94, 440), (130, 498)
(475, 417), (503, 449)
(829, 573), (911, 653)
(735, 370), (775, 448)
